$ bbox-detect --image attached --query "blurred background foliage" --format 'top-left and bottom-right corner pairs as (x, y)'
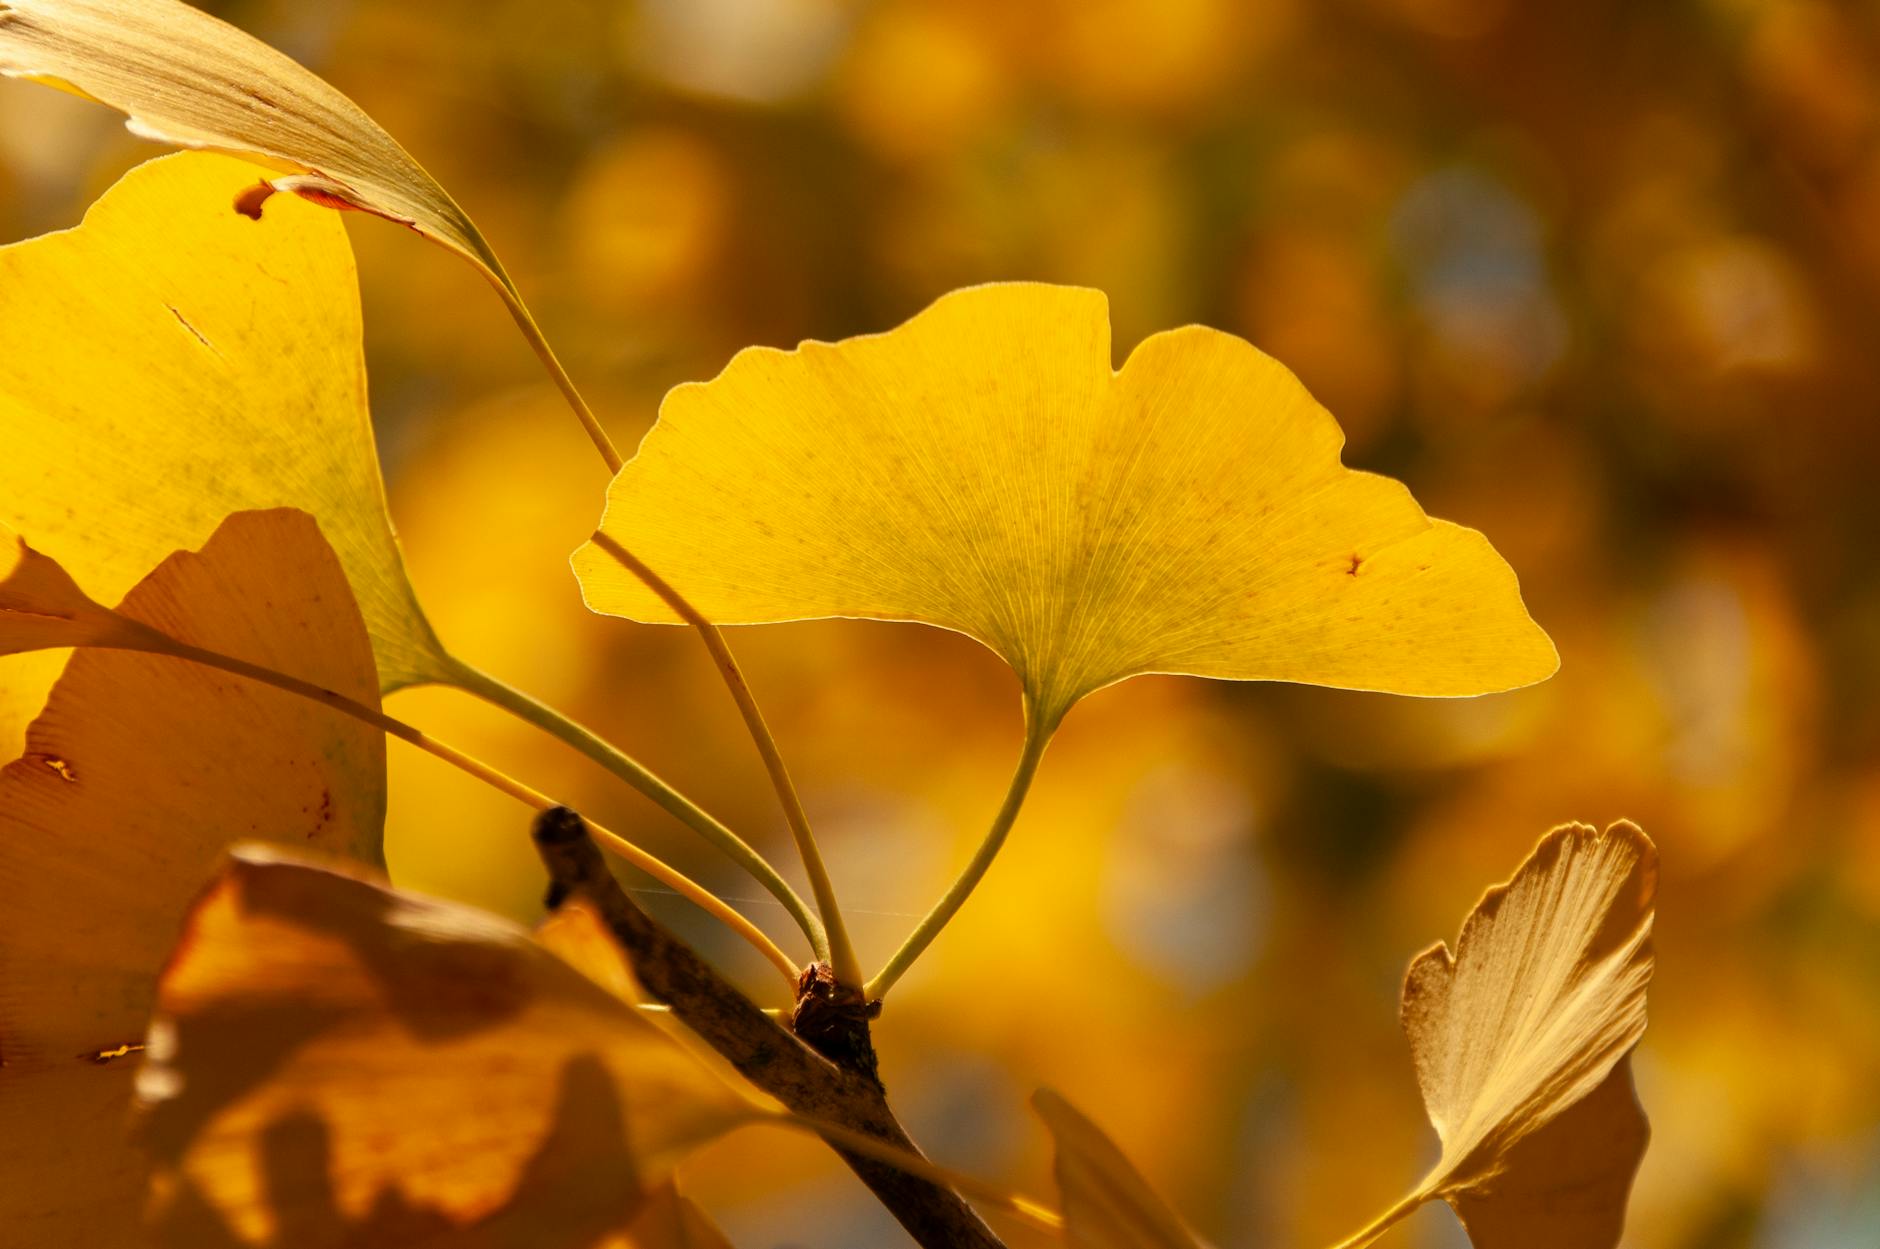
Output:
(4, 1), (1879, 1245)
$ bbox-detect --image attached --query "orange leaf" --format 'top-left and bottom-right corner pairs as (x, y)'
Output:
(138, 849), (763, 1249)
(0, 508), (385, 1248)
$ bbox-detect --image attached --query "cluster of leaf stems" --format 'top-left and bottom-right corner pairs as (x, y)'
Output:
(478, 263), (1071, 1000)
(122, 248), (1054, 1009)
(479, 341), (1054, 1002)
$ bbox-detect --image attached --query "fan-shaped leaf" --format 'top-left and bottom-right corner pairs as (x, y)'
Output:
(576, 283), (1555, 727)
(0, 508), (385, 1248)
(1399, 821), (1656, 1247)
(139, 848), (764, 1249)
(0, 151), (448, 751)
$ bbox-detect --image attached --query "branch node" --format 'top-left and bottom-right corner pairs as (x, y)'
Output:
(793, 962), (885, 1086)
(525, 807), (1006, 1249)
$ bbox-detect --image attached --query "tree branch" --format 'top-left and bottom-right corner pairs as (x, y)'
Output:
(531, 807), (1005, 1249)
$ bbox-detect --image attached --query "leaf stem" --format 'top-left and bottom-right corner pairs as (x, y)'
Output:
(145, 635), (801, 985)
(756, 1112), (1065, 1236)
(587, 533), (863, 988)
(1325, 1189), (1429, 1249)
(470, 245), (624, 474)
(865, 713), (1055, 1001)
(455, 226), (847, 972)
(445, 657), (829, 960)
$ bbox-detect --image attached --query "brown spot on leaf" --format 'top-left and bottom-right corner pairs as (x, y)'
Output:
(305, 786), (333, 837)
(232, 181), (276, 220)
(1347, 553), (1364, 576)
(31, 754), (77, 782)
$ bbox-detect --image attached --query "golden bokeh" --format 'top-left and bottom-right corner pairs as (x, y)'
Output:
(4, 0), (1878, 1244)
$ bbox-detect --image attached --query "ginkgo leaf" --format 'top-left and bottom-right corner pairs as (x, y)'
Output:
(0, 0), (501, 281)
(0, 0), (619, 476)
(1032, 1089), (1207, 1249)
(138, 848), (766, 1249)
(0, 508), (386, 1249)
(0, 150), (448, 752)
(576, 282), (1557, 727)
(1391, 821), (1657, 1249)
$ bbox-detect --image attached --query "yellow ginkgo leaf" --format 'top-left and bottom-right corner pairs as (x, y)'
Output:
(0, 508), (386, 1249)
(1032, 1089), (1207, 1249)
(0, 0), (496, 280)
(139, 847), (766, 1249)
(0, 150), (445, 752)
(0, 151), (779, 936)
(577, 282), (1556, 728)
(1342, 821), (1656, 1249)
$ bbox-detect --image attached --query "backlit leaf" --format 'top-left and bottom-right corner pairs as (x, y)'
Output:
(0, 508), (386, 1248)
(1033, 1088), (1206, 1249)
(139, 848), (764, 1249)
(1399, 821), (1656, 1248)
(0, 0), (504, 281)
(0, 150), (448, 751)
(576, 283), (1556, 727)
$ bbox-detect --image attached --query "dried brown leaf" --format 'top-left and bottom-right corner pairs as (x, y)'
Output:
(1370, 821), (1657, 1249)
(0, 0), (502, 280)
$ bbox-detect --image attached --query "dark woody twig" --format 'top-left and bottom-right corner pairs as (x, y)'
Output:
(531, 807), (1005, 1249)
